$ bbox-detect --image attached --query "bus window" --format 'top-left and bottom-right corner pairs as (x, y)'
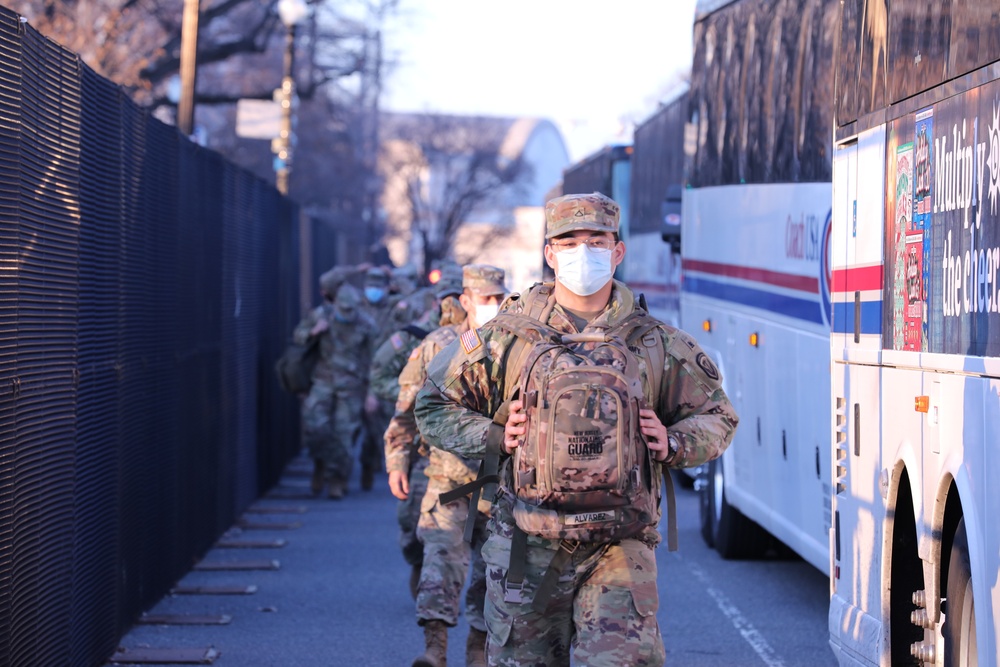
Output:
(836, 0), (863, 128)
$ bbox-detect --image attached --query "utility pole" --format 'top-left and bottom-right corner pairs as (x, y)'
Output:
(177, 0), (200, 136)
(274, 0), (308, 196)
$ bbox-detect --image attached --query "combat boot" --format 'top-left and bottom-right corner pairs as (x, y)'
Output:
(411, 619), (447, 667)
(310, 458), (324, 496)
(465, 628), (487, 667)
(327, 480), (346, 500)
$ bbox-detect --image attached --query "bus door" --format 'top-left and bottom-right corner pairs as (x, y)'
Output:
(830, 126), (887, 659)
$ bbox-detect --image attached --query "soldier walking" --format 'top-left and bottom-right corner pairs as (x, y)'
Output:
(415, 193), (739, 666)
(294, 281), (378, 499)
(372, 263), (464, 597)
(392, 264), (507, 667)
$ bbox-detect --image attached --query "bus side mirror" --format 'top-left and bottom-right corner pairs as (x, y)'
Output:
(660, 184), (682, 254)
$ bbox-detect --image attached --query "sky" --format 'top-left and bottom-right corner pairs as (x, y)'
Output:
(380, 1), (698, 163)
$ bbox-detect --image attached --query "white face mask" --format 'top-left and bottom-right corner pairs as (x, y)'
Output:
(555, 245), (614, 296)
(474, 303), (499, 327)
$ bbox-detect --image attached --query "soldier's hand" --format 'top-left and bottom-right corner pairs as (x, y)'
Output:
(388, 470), (409, 500)
(640, 408), (671, 462)
(504, 399), (526, 455)
(310, 318), (329, 336)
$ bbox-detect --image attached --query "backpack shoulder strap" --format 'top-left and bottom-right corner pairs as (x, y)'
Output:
(610, 309), (666, 402)
(401, 324), (429, 340)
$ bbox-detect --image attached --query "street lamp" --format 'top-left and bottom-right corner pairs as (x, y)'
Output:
(274, 0), (309, 195)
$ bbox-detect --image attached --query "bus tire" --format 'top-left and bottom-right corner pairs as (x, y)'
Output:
(707, 457), (769, 559)
(699, 460), (719, 547)
(944, 519), (977, 666)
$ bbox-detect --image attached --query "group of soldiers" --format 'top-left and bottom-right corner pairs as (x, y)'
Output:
(292, 192), (739, 667)
(293, 256), (506, 666)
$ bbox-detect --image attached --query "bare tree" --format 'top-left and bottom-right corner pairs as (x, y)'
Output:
(8, 0), (394, 109)
(378, 114), (534, 277)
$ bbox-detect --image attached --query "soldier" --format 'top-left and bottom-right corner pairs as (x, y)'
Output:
(399, 264), (508, 667)
(369, 262), (464, 406)
(390, 262), (421, 298)
(359, 265), (396, 489)
(294, 282), (378, 499)
(377, 263), (465, 600)
(415, 193), (739, 666)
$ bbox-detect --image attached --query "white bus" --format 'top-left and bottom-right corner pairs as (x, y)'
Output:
(673, 0), (839, 571)
(830, 2), (1000, 665)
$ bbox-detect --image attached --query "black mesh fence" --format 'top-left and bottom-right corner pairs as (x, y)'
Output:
(0, 11), (304, 666)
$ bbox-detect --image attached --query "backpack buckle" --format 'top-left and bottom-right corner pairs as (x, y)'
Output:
(504, 581), (525, 604)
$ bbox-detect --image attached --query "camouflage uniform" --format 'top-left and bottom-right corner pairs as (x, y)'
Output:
(403, 264), (507, 667)
(373, 265), (465, 573)
(294, 283), (378, 498)
(414, 194), (739, 666)
(358, 266), (397, 485)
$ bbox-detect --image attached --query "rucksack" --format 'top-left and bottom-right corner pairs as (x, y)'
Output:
(490, 309), (662, 544)
(274, 337), (321, 394)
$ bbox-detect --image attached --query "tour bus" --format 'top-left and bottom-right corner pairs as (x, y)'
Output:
(677, 0), (839, 569)
(627, 88), (687, 330)
(830, 2), (1000, 665)
(560, 144), (633, 280)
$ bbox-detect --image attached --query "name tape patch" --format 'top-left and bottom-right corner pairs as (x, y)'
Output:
(564, 511), (615, 526)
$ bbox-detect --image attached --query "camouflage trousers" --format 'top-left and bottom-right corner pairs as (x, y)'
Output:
(415, 476), (489, 630)
(301, 384), (364, 484)
(481, 531), (665, 667)
(398, 455), (429, 567)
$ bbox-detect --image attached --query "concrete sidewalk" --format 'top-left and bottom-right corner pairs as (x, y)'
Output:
(108, 454), (472, 667)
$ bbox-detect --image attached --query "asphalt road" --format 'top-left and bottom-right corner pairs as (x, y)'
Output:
(111, 460), (837, 667)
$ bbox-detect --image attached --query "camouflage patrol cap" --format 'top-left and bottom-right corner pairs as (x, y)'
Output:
(335, 283), (361, 310)
(319, 265), (352, 297)
(544, 192), (620, 239)
(365, 266), (390, 286)
(436, 261), (464, 298)
(463, 264), (506, 296)
(392, 263), (419, 280)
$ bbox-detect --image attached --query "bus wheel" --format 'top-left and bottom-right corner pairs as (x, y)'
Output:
(699, 462), (718, 547)
(943, 519), (977, 666)
(705, 457), (768, 559)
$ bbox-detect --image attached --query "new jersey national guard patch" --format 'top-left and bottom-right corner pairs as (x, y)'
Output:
(460, 328), (482, 355)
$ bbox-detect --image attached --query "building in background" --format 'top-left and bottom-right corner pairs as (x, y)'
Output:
(378, 113), (569, 294)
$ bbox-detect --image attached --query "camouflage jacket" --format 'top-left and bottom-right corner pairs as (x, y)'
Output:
(414, 281), (739, 545)
(368, 308), (439, 404)
(384, 319), (482, 483)
(293, 304), (378, 392)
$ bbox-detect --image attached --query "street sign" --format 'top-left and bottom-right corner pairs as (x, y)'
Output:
(236, 99), (281, 139)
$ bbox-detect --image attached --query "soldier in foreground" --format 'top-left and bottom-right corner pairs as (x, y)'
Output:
(415, 193), (738, 665)
(398, 264), (507, 667)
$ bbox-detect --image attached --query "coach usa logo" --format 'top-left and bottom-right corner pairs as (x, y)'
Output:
(696, 352), (719, 381)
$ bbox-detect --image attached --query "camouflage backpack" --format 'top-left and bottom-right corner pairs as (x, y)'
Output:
(490, 303), (664, 544)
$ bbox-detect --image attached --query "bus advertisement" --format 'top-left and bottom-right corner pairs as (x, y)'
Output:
(831, 3), (1000, 665)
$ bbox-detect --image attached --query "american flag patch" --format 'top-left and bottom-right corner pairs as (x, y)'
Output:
(460, 328), (482, 354)
(390, 333), (404, 350)
(408, 347), (421, 361)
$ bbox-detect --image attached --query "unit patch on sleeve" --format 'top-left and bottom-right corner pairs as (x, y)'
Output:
(460, 328), (483, 355)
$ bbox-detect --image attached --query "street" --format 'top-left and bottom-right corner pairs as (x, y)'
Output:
(113, 462), (836, 667)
